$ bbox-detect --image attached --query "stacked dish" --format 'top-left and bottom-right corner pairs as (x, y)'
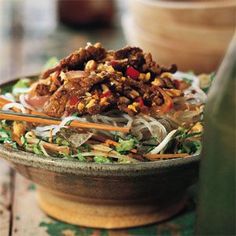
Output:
(123, 0), (236, 73)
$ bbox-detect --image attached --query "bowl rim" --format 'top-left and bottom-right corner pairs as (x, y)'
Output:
(0, 76), (200, 176)
(136, 0), (236, 9)
(0, 144), (200, 176)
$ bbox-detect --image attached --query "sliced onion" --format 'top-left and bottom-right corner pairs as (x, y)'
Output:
(132, 116), (167, 142)
(149, 129), (177, 154)
(39, 143), (50, 156)
(67, 132), (93, 147)
(13, 87), (30, 95)
(36, 125), (58, 132)
(34, 125), (58, 138)
(25, 94), (49, 110)
(19, 94), (36, 110)
(52, 116), (87, 135)
(0, 94), (15, 102)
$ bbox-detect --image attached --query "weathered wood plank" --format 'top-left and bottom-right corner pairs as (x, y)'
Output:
(0, 160), (13, 236)
(11, 174), (50, 236)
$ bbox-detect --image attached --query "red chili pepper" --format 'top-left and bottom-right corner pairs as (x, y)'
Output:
(69, 96), (79, 106)
(136, 97), (144, 107)
(126, 66), (140, 79)
(101, 90), (112, 98)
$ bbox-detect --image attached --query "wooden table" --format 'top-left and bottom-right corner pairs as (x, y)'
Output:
(0, 1), (197, 235)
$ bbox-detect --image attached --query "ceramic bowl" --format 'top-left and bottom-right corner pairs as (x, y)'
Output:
(0, 78), (200, 229)
(125, 0), (236, 73)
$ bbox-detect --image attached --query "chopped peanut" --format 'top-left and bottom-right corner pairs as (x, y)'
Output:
(105, 139), (118, 147)
(145, 72), (151, 81)
(138, 73), (146, 80)
(12, 121), (26, 146)
(152, 78), (164, 87)
(165, 89), (182, 97)
(86, 99), (96, 108)
(160, 72), (173, 79)
(77, 102), (85, 111)
(101, 84), (109, 92)
(128, 102), (139, 113)
(129, 90), (139, 99)
(85, 60), (97, 71)
(100, 97), (108, 106)
(191, 122), (203, 133)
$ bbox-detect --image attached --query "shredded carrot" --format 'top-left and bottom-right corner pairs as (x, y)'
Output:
(144, 153), (190, 160)
(42, 142), (70, 155)
(0, 111), (130, 133)
(105, 139), (118, 147)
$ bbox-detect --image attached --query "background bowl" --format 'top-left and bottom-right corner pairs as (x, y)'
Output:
(0, 78), (200, 229)
(124, 0), (236, 73)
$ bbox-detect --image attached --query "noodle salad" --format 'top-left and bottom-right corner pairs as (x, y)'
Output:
(0, 43), (214, 163)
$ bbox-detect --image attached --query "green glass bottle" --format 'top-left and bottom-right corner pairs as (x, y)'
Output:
(196, 37), (236, 235)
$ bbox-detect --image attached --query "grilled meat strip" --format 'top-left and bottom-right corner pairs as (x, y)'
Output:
(29, 43), (184, 117)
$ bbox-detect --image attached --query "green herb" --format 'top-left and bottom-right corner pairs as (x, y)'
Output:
(33, 144), (43, 155)
(116, 138), (136, 154)
(55, 137), (70, 146)
(0, 128), (12, 143)
(13, 79), (31, 90)
(43, 57), (59, 70)
(12, 78), (31, 95)
(81, 143), (91, 152)
(201, 73), (215, 93)
(94, 156), (112, 164)
(0, 83), (14, 94)
(171, 128), (202, 155)
(182, 78), (192, 85)
(178, 140), (202, 154)
(77, 149), (86, 162)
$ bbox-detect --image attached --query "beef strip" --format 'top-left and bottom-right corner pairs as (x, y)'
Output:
(42, 43), (106, 79)
(30, 43), (181, 117)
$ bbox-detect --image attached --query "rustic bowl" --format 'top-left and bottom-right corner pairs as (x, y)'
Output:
(0, 78), (200, 229)
(125, 0), (236, 73)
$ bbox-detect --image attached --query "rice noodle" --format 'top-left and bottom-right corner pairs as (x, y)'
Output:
(149, 129), (177, 154)
(123, 114), (133, 127)
(34, 125), (58, 138)
(131, 116), (167, 142)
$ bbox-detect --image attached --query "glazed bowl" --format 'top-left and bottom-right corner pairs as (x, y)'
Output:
(0, 78), (200, 229)
(125, 0), (236, 73)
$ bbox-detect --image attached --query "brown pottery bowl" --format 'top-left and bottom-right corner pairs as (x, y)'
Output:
(0, 78), (200, 229)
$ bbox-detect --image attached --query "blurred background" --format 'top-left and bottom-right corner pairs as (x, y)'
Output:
(0, 0), (126, 83)
(0, 0), (235, 84)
